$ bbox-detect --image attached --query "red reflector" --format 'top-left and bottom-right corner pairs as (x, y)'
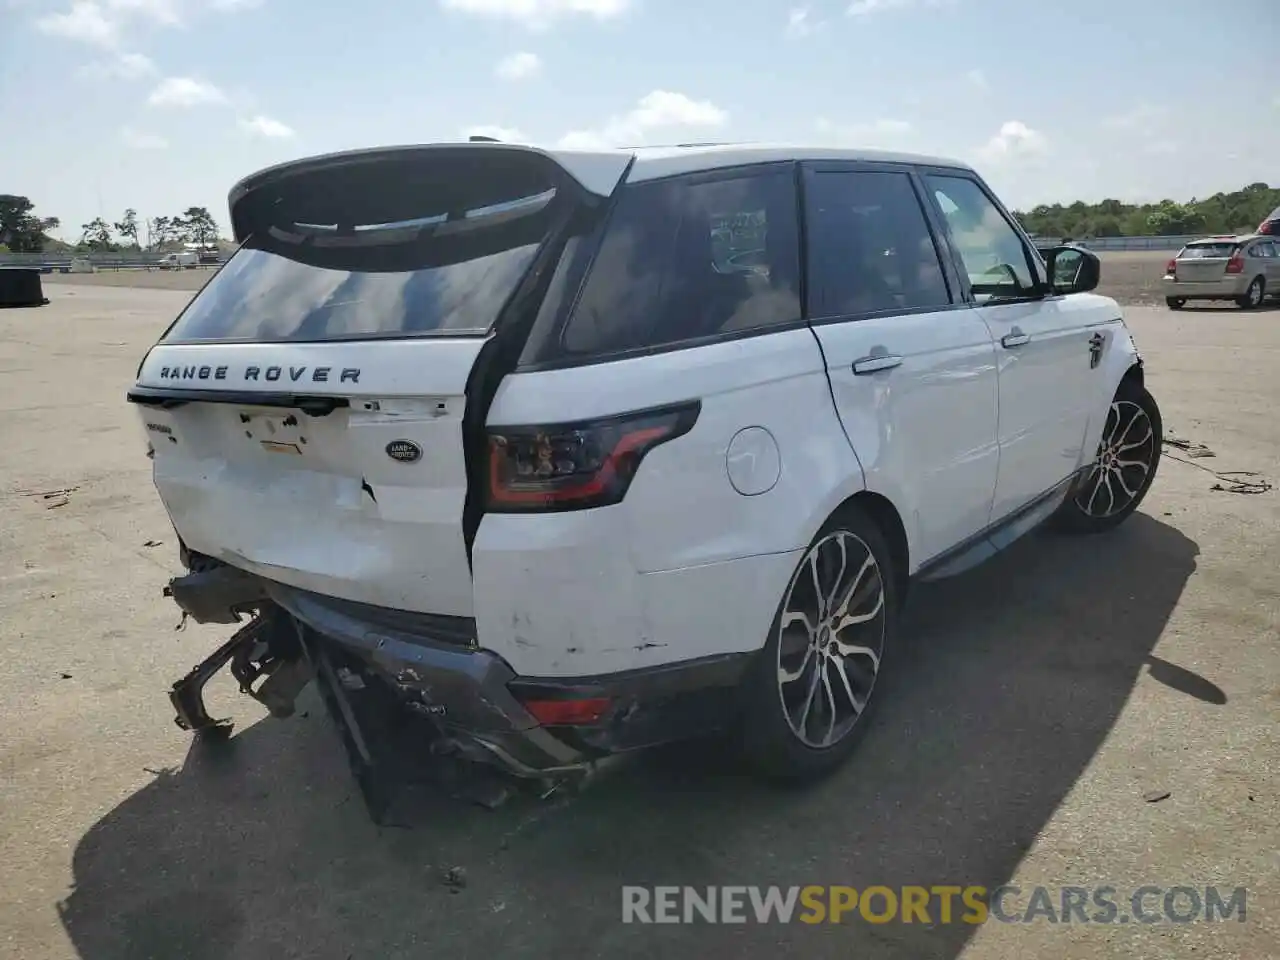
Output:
(1165, 258), (1176, 275)
(521, 697), (611, 726)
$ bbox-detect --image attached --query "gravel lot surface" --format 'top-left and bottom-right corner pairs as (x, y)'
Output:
(1, 280), (1276, 960)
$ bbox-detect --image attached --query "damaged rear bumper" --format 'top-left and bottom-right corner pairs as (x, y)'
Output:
(164, 562), (750, 785)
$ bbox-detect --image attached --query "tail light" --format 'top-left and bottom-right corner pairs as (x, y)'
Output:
(486, 400), (700, 512)
(1225, 251), (1245, 274)
(1259, 221), (1276, 236)
(1165, 258), (1177, 276)
(518, 696), (612, 726)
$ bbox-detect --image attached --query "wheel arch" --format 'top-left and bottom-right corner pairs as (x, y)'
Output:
(1119, 358), (1144, 394)
(808, 489), (912, 606)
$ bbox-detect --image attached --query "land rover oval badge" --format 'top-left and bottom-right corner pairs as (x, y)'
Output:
(385, 439), (422, 463)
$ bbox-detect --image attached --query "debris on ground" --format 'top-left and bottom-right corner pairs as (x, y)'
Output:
(1161, 434), (1273, 495)
(1209, 475), (1273, 495)
(1163, 434), (1215, 458)
(59, 672), (72, 680)
(143, 539), (163, 548)
(1143, 790), (1172, 804)
(442, 866), (468, 892)
(19, 486), (79, 509)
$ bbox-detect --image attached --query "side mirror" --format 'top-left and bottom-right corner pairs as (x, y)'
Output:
(1044, 244), (1100, 295)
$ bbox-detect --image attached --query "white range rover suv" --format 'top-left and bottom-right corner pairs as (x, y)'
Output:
(129, 141), (1161, 805)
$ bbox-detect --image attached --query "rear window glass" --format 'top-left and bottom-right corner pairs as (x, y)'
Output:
(528, 169), (801, 362)
(163, 187), (558, 342)
(1179, 243), (1237, 259)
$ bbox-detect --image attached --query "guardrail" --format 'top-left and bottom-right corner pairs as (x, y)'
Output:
(0, 252), (229, 273)
(1031, 235), (1206, 252)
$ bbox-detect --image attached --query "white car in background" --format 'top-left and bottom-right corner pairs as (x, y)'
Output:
(157, 250), (198, 269)
(128, 141), (1162, 815)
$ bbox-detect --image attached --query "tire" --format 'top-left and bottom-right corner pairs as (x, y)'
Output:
(1236, 277), (1265, 310)
(739, 503), (898, 781)
(1165, 297), (1186, 310)
(1051, 379), (1162, 535)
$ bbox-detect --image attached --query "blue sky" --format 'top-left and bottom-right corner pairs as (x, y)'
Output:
(2, 0), (1277, 242)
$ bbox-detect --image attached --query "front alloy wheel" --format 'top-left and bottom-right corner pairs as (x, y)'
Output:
(1073, 399), (1157, 519)
(1053, 380), (1162, 534)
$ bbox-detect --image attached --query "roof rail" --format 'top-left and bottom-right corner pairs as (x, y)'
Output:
(616, 140), (748, 150)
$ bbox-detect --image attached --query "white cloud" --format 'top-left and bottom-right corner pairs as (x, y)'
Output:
(495, 51), (541, 80)
(440, 0), (629, 29)
(120, 126), (169, 149)
(104, 0), (181, 25)
(557, 90), (727, 149)
(1103, 103), (1169, 135)
(1143, 140), (1178, 156)
(977, 120), (1048, 161)
(815, 116), (914, 148)
(965, 68), (988, 90)
(239, 114), (295, 138)
(36, 2), (119, 47)
(147, 76), (228, 107)
(78, 50), (157, 79)
(848, 0), (955, 15)
(464, 124), (529, 142)
(786, 7), (816, 37)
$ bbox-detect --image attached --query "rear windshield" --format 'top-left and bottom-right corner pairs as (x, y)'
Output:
(1179, 243), (1238, 259)
(164, 176), (560, 343)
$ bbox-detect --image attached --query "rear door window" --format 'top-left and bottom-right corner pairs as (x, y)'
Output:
(164, 173), (564, 343)
(804, 168), (953, 318)
(536, 168), (801, 361)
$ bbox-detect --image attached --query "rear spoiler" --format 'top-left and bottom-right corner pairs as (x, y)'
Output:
(227, 143), (634, 244)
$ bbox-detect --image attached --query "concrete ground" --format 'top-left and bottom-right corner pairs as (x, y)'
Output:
(1, 276), (1276, 960)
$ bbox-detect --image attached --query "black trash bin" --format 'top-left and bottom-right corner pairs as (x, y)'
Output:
(0, 268), (49, 307)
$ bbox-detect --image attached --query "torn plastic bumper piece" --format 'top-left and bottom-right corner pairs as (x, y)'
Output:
(164, 563), (268, 625)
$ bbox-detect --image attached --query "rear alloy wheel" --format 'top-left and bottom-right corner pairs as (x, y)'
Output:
(1237, 277), (1265, 310)
(1165, 297), (1186, 310)
(1052, 379), (1162, 534)
(741, 505), (896, 780)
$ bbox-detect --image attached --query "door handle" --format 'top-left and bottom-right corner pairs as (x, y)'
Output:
(1001, 332), (1030, 348)
(852, 354), (904, 375)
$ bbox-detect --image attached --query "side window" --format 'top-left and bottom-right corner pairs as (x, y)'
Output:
(557, 170), (801, 358)
(924, 174), (1038, 299)
(804, 169), (953, 319)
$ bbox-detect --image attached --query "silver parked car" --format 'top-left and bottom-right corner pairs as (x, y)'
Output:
(1162, 234), (1280, 310)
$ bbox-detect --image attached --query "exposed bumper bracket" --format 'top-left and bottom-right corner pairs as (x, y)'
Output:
(168, 607), (306, 735)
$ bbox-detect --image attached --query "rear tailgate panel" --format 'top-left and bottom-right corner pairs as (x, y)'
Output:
(133, 142), (630, 621)
(138, 339), (486, 617)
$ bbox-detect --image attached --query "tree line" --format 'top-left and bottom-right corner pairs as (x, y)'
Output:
(0, 194), (221, 255)
(1013, 182), (1279, 240)
(6, 181), (1279, 254)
